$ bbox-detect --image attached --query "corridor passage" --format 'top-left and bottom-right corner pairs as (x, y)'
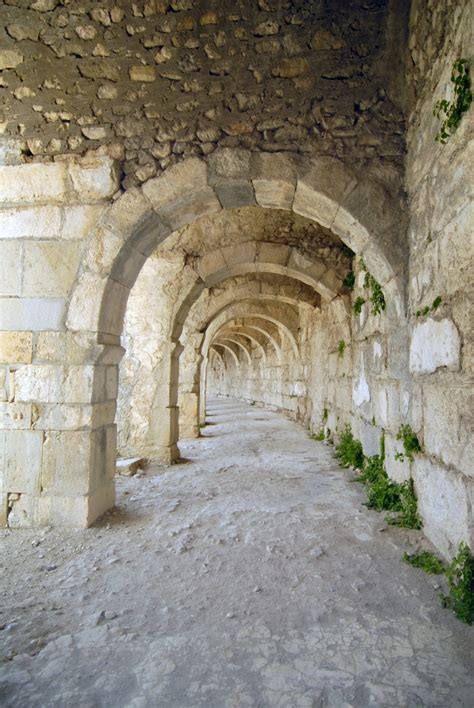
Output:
(1, 399), (473, 707)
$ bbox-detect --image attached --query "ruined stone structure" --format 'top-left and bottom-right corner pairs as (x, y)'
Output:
(0, 0), (472, 564)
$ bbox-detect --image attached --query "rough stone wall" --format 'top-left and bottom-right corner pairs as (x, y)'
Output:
(1, 0), (405, 189)
(404, 0), (473, 557)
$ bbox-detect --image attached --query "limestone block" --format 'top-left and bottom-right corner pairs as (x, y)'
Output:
(437, 200), (474, 297)
(0, 297), (65, 331)
(2, 429), (43, 494)
(355, 418), (380, 457)
(22, 241), (81, 297)
(257, 242), (291, 267)
(293, 158), (357, 229)
(110, 245), (147, 289)
(6, 493), (37, 528)
(143, 157), (208, 210)
(99, 279), (130, 336)
(384, 433), (410, 483)
(41, 430), (94, 495)
(331, 206), (370, 255)
(196, 249), (227, 281)
(214, 181), (255, 209)
(220, 241), (257, 268)
(0, 163), (68, 205)
(66, 272), (105, 333)
(129, 66), (156, 82)
(208, 148), (251, 180)
(31, 401), (115, 431)
(0, 241), (22, 295)
(0, 206), (62, 239)
(68, 157), (120, 202)
(0, 331), (32, 365)
(14, 365), (96, 404)
(63, 204), (106, 241)
(352, 358), (371, 408)
(101, 188), (155, 242)
(252, 153), (297, 210)
(0, 49), (24, 70)
(143, 159), (221, 229)
(409, 318), (460, 374)
(423, 385), (473, 477)
(0, 402), (32, 429)
(413, 458), (473, 559)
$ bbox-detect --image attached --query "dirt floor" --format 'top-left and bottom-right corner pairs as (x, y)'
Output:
(1, 398), (473, 707)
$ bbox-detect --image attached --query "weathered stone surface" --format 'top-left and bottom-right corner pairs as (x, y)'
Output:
(0, 332), (33, 364)
(0, 297), (65, 331)
(68, 158), (120, 202)
(129, 65), (156, 82)
(22, 242), (81, 297)
(0, 49), (23, 70)
(410, 318), (460, 374)
(0, 164), (68, 205)
(413, 458), (472, 558)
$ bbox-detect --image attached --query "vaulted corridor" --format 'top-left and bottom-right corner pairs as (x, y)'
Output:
(1, 398), (472, 707)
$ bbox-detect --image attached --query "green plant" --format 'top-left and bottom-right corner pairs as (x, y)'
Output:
(353, 296), (365, 314)
(335, 425), (364, 470)
(199, 422), (207, 428)
(431, 296), (442, 310)
(337, 339), (346, 357)
(250, 400), (256, 406)
(342, 271), (355, 290)
(366, 470), (402, 512)
(434, 59), (472, 144)
(364, 271), (386, 315)
(396, 424), (423, 462)
(310, 430), (325, 442)
(386, 480), (422, 529)
(403, 550), (445, 575)
(322, 408), (328, 422)
(441, 542), (474, 624)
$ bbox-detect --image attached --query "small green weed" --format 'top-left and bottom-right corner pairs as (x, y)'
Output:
(337, 340), (346, 357)
(434, 59), (472, 144)
(396, 424), (423, 462)
(343, 271), (355, 290)
(322, 408), (328, 422)
(353, 296), (365, 315)
(386, 480), (422, 529)
(441, 542), (474, 624)
(364, 271), (386, 315)
(310, 430), (325, 442)
(335, 425), (364, 470)
(431, 296), (442, 310)
(403, 551), (445, 574)
(199, 422), (207, 428)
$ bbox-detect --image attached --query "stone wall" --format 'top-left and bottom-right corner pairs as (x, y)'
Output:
(404, 0), (473, 557)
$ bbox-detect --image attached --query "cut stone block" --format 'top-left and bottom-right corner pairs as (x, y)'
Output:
(410, 318), (460, 374)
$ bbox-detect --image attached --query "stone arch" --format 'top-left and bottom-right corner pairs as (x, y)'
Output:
(61, 150), (405, 526)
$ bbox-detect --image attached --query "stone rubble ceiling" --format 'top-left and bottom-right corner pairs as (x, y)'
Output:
(0, 0), (405, 190)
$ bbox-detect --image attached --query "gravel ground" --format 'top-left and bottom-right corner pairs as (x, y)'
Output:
(1, 398), (473, 707)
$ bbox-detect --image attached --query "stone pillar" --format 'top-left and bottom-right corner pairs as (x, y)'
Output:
(0, 157), (121, 527)
(146, 340), (183, 463)
(1, 334), (123, 527)
(199, 359), (208, 422)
